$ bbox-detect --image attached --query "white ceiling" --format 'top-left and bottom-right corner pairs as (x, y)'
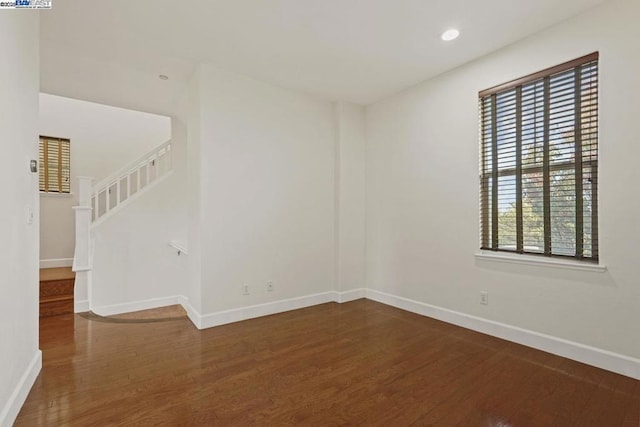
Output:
(40, 0), (607, 115)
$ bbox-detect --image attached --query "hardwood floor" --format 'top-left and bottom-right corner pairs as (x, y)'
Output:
(16, 300), (640, 426)
(77, 305), (188, 323)
(108, 304), (187, 320)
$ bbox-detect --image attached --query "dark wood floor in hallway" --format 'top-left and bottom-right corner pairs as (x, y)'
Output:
(16, 299), (640, 426)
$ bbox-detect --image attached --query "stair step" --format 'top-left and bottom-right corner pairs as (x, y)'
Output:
(40, 298), (74, 317)
(40, 295), (74, 303)
(40, 267), (75, 317)
(40, 267), (75, 282)
(40, 279), (74, 298)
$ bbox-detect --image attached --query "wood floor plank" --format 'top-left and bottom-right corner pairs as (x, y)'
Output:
(15, 299), (640, 426)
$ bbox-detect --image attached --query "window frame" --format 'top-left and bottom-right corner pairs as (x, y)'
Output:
(478, 52), (599, 263)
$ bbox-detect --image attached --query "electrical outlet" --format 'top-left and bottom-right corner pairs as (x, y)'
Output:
(267, 281), (274, 292)
(243, 284), (249, 295)
(480, 291), (489, 305)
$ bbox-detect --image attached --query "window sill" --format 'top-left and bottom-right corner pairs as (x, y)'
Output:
(40, 192), (74, 198)
(474, 251), (607, 273)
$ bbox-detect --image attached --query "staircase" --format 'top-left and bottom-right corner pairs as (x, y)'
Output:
(72, 140), (173, 312)
(40, 267), (75, 317)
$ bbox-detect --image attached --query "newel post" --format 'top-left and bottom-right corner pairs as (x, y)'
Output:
(72, 176), (93, 272)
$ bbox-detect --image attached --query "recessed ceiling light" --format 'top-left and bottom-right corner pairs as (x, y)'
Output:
(159, 74), (169, 80)
(441, 29), (460, 42)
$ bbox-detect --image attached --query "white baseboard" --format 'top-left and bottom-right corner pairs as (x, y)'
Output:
(179, 290), (366, 330)
(88, 292), (364, 330)
(74, 299), (89, 313)
(0, 350), (42, 427)
(39, 258), (73, 269)
(178, 296), (202, 329)
(335, 288), (367, 303)
(195, 291), (338, 330)
(365, 289), (640, 380)
(92, 295), (182, 317)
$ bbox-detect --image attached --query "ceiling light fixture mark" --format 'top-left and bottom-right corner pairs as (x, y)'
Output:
(441, 29), (460, 41)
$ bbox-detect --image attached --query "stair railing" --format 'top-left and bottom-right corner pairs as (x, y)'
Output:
(91, 140), (172, 225)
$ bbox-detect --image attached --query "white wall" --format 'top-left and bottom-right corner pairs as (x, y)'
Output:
(191, 66), (336, 314)
(90, 117), (188, 312)
(366, 0), (640, 359)
(39, 94), (171, 261)
(0, 12), (41, 427)
(184, 70), (203, 314)
(335, 102), (366, 292)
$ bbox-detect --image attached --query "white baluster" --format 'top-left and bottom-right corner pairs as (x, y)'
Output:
(125, 174), (130, 201)
(116, 179), (121, 206)
(105, 184), (110, 213)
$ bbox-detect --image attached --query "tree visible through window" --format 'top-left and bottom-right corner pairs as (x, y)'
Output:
(39, 136), (71, 193)
(479, 53), (599, 262)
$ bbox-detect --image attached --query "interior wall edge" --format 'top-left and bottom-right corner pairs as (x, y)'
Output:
(0, 350), (41, 427)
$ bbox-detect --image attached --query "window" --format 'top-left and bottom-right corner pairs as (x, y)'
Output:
(479, 53), (599, 262)
(39, 136), (71, 194)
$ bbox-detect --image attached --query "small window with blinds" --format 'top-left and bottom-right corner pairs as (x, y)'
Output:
(39, 136), (71, 194)
(479, 52), (599, 262)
